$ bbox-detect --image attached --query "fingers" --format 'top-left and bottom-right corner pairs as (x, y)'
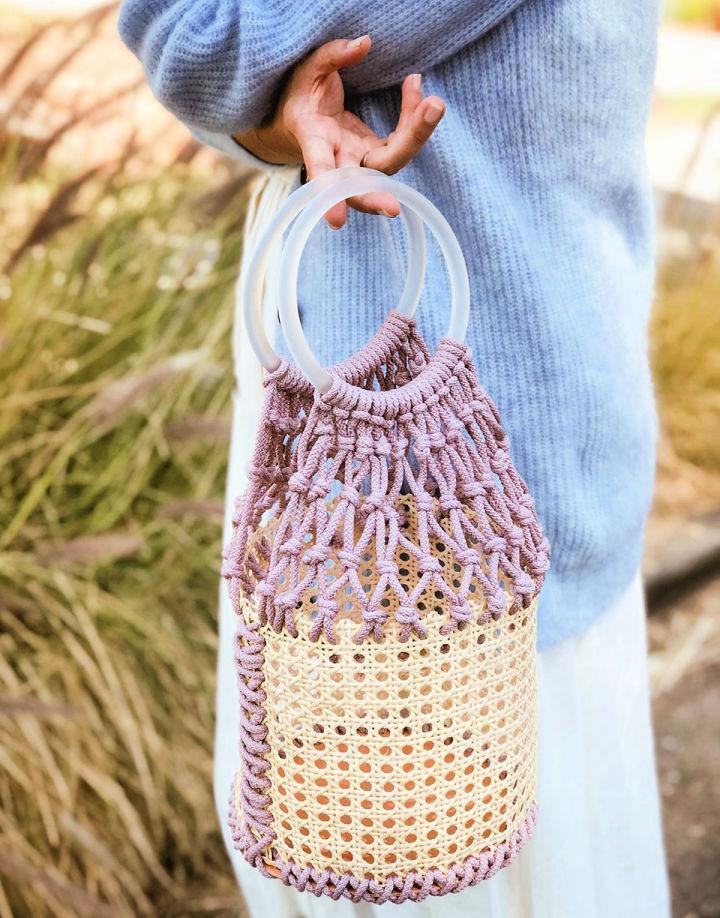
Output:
(291, 35), (372, 228)
(308, 35), (371, 78)
(397, 73), (423, 131)
(364, 78), (446, 175)
(299, 132), (347, 228)
(338, 152), (401, 219)
(345, 192), (400, 217)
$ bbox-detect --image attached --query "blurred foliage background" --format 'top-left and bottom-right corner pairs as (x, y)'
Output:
(0, 2), (718, 917)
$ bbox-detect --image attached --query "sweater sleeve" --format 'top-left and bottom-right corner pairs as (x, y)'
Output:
(118, 0), (526, 136)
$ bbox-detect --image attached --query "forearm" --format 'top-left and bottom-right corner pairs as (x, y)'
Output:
(118, 0), (527, 135)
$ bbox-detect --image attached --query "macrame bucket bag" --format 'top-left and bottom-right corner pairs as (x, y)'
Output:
(224, 168), (550, 905)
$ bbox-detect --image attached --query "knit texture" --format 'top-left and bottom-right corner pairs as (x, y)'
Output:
(119, 0), (659, 648)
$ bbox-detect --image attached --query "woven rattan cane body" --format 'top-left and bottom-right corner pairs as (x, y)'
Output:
(226, 337), (549, 905)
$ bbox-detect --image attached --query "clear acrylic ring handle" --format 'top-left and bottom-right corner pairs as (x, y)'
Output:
(244, 167), (427, 372)
(278, 166), (470, 393)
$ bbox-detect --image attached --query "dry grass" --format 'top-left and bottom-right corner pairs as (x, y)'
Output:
(0, 17), (254, 912)
(0, 163), (251, 914)
(651, 200), (720, 517)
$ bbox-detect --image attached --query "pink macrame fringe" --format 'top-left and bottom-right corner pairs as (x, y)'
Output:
(253, 338), (549, 643)
(223, 312), (429, 597)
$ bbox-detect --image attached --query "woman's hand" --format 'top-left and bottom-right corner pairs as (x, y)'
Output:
(234, 35), (445, 229)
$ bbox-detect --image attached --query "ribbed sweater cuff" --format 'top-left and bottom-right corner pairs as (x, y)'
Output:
(189, 125), (300, 177)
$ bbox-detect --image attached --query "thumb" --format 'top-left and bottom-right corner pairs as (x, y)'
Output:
(308, 35), (371, 77)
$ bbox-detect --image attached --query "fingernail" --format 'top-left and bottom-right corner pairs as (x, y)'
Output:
(424, 101), (445, 124)
(409, 73), (422, 91)
(380, 209), (398, 218)
(349, 35), (369, 49)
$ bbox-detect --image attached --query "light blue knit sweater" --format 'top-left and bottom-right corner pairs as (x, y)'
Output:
(119, 0), (659, 648)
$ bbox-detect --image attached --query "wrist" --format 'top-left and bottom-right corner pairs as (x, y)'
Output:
(232, 126), (302, 167)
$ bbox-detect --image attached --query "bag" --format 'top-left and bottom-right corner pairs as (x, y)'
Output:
(225, 168), (549, 905)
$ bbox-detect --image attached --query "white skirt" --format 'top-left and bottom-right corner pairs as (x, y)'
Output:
(214, 177), (670, 917)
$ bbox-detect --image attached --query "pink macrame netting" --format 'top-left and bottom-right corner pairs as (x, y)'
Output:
(251, 337), (550, 644)
(223, 312), (429, 597)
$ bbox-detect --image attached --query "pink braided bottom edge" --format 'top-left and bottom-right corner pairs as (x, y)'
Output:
(229, 794), (538, 905)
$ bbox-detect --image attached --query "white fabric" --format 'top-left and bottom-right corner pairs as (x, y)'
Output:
(213, 178), (670, 917)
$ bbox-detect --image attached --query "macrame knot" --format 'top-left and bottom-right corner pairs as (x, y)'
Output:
(316, 596), (339, 614)
(514, 571), (536, 599)
(355, 606), (387, 643)
(531, 551), (550, 576)
(487, 589), (507, 618)
(313, 421), (334, 437)
(491, 450), (511, 474)
(439, 494), (463, 512)
(459, 481), (484, 499)
(245, 462), (266, 481)
(512, 504), (536, 526)
(408, 353), (426, 374)
(221, 561), (242, 579)
(444, 422), (464, 444)
(456, 403), (474, 424)
(302, 545), (329, 565)
(375, 436), (391, 457)
(396, 605), (427, 640)
(279, 536), (303, 556)
(337, 548), (362, 568)
(480, 472), (497, 491)
(455, 547), (480, 567)
(271, 414), (302, 434)
(357, 434), (375, 459)
(255, 580), (275, 599)
(365, 491), (390, 513)
(337, 434), (355, 453)
(442, 598), (473, 633)
(376, 559), (395, 577)
(412, 432), (432, 454)
(506, 525), (525, 548)
(414, 493), (434, 513)
(274, 591), (298, 611)
(279, 462), (295, 480)
(340, 485), (360, 508)
(307, 480), (331, 501)
(391, 435), (409, 460)
(482, 535), (507, 555)
(519, 492), (536, 511)
(418, 556), (442, 575)
(288, 471), (311, 494)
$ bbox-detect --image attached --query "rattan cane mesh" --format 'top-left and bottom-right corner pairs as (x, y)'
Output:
(235, 495), (538, 884)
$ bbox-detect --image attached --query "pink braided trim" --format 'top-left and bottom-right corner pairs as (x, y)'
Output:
(229, 790), (538, 905)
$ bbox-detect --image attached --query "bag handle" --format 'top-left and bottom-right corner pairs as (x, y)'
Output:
(277, 167), (470, 393)
(243, 168), (427, 373)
